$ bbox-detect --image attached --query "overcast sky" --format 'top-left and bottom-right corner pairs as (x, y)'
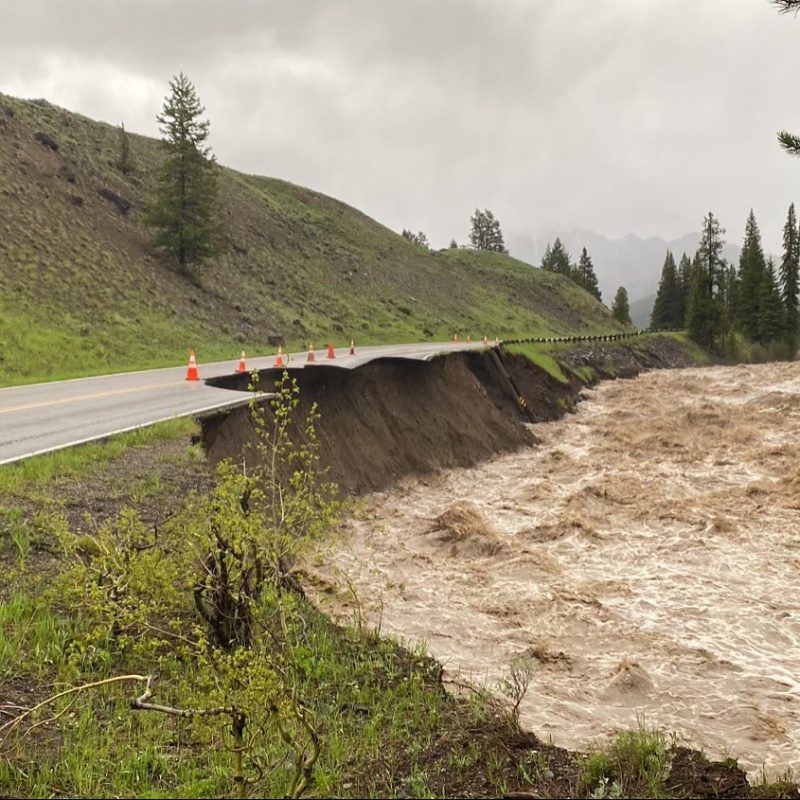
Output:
(4, 0), (800, 253)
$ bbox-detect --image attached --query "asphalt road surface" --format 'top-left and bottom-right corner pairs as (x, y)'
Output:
(0, 341), (491, 465)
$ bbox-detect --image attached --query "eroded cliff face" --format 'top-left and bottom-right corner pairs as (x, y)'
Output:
(201, 339), (694, 494)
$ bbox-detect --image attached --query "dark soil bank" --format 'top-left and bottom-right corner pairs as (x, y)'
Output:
(201, 339), (694, 494)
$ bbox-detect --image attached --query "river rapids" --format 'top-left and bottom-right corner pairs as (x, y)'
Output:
(308, 361), (800, 774)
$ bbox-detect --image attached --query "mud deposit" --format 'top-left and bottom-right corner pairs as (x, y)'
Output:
(309, 361), (800, 775)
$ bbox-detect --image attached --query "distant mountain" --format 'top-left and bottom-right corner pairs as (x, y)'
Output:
(507, 229), (741, 305)
(629, 293), (657, 330)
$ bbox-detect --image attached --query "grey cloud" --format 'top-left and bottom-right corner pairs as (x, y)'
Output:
(3, 0), (800, 284)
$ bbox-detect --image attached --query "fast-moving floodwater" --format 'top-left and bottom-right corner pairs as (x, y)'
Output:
(309, 361), (800, 774)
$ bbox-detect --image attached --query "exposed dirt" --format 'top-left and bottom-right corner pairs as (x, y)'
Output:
(203, 353), (537, 494)
(307, 359), (800, 783)
(201, 341), (693, 494)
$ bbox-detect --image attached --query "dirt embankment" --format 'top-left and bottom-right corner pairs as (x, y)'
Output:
(201, 338), (695, 493)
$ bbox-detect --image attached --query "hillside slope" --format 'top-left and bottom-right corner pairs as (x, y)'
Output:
(0, 94), (625, 386)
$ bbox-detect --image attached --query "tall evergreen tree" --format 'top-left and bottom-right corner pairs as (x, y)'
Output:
(575, 247), (602, 301)
(540, 238), (572, 276)
(686, 256), (715, 347)
(687, 212), (726, 346)
(758, 258), (787, 342)
(719, 263), (739, 346)
(611, 286), (632, 325)
(651, 250), (683, 328)
(146, 73), (218, 272)
(736, 210), (767, 340)
(698, 211), (726, 295)
(780, 203), (799, 347)
(678, 252), (693, 325)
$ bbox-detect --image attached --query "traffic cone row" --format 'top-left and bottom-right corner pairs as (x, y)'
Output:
(450, 335), (493, 346)
(187, 333), (496, 380)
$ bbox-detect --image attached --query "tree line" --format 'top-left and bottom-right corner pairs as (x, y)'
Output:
(650, 208), (799, 353)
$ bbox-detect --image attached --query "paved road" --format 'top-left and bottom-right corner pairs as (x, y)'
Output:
(0, 341), (491, 465)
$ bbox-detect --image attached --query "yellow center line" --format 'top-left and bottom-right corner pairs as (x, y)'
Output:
(0, 381), (184, 415)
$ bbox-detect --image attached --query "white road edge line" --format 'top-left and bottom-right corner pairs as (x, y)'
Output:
(0, 393), (270, 467)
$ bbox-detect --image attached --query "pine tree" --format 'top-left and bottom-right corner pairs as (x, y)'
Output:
(118, 122), (132, 175)
(540, 238), (572, 276)
(611, 286), (632, 325)
(736, 210), (767, 340)
(146, 73), (218, 273)
(469, 209), (507, 253)
(678, 252), (692, 325)
(780, 203), (799, 348)
(651, 250), (683, 328)
(575, 247), (602, 301)
(686, 256), (715, 347)
(719, 263), (738, 346)
(687, 211), (726, 346)
(758, 258), (787, 342)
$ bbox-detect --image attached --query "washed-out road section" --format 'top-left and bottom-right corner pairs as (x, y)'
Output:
(0, 341), (488, 466)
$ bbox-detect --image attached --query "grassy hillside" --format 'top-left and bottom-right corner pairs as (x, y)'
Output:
(0, 94), (625, 386)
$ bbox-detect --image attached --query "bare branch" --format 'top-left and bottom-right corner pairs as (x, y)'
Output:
(0, 674), (148, 745)
(130, 675), (239, 719)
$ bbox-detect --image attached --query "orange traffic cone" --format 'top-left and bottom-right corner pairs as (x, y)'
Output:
(307, 343), (315, 362)
(327, 342), (336, 359)
(186, 351), (199, 381)
(275, 345), (284, 368)
(349, 339), (355, 355)
(237, 350), (247, 373)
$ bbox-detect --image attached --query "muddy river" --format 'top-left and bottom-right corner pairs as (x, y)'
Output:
(309, 361), (800, 774)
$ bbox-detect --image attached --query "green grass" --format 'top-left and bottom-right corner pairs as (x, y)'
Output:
(0, 593), (73, 679)
(578, 720), (671, 799)
(504, 343), (571, 383)
(0, 417), (197, 494)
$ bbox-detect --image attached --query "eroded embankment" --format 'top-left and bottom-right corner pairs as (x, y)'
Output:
(201, 338), (694, 492)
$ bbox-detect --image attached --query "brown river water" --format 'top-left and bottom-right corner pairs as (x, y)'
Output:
(308, 361), (800, 774)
